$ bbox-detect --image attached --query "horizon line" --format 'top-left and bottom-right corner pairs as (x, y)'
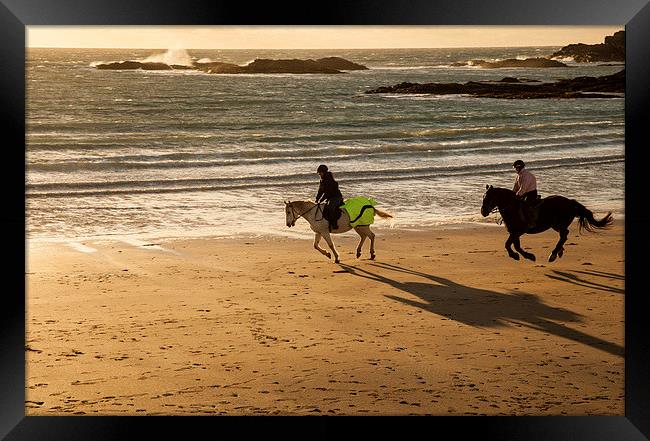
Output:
(28, 44), (565, 50)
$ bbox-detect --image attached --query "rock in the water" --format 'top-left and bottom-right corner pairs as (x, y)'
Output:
(95, 56), (369, 74)
(365, 69), (624, 99)
(193, 61), (247, 74)
(244, 59), (342, 74)
(451, 58), (567, 68)
(95, 61), (179, 70)
(316, 57), (369, 70)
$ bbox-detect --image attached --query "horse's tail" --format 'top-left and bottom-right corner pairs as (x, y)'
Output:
(573, 200), (613, 233)
(349, 205), (393, 224)
(374, 208), (393, 219)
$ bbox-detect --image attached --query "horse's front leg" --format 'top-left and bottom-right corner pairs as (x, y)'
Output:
(549, 228), (569, 262)
(321, 232), (340, 263)
(313, 233), (331, 259)
(513, 235), (536, 261)
(505, 234), (520, 260)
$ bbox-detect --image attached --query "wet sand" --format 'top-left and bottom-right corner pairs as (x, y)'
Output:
(26, 221), (624, 415)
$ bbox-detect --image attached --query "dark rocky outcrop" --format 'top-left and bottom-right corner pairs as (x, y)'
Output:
(365, 69), (624, 99)
(242, 58), (342, 74)
(496, 77), (540, 83)
(550, 30), (625, 62)
(193, 61), (247, 74)
(94, 57), (368, 74)
(95, 61), (193, 71)
(451, 58), (567, 68)
(316, 57), (369, 71)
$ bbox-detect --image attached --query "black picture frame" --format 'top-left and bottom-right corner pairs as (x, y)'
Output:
(3, 0), (649, 439)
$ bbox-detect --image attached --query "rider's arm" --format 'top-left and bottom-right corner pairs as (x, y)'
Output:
(513, 176), (520, 194)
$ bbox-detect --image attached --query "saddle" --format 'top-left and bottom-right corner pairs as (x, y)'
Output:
(322, 203), (343, 231)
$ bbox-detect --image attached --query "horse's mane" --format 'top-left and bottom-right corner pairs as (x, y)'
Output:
(290, 200), (317, 211)
(491, 187), (516, 196)
(489, 187), (519, 202)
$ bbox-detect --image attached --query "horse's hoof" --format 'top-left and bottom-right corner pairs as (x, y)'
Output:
(335, 259), (340, 264)
(548, 253), (557, 262)
(356, 251), (361, 258)
(370, 254), (376, 260)
(325, 253), (331, 259)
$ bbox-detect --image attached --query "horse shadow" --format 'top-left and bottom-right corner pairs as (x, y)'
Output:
(338, 262), (623, 357)
(545, 270), (625, 294)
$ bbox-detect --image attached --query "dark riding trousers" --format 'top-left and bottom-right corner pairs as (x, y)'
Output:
(520, 189), (538, 203)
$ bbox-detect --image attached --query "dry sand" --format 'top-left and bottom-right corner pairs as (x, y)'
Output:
(26, 221), (624, 415)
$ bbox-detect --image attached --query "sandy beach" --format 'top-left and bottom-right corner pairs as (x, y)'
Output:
(26, 221), (624, 416)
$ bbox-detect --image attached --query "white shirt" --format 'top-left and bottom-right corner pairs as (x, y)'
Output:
(513, 168), (537, 196)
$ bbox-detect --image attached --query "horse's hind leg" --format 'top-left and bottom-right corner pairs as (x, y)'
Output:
(313, 233), (331, 260)
(354, 227), (367, 259)
(368, 228), (376, 260)
(355, 226), (376, 259)
(549, 227), (569, 262)
(505, 234), (520, 260)
(321, 232), (340, 263)
(513, 235), (536, 261)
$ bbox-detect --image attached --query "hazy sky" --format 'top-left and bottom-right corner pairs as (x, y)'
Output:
(27, 26), (623, 49)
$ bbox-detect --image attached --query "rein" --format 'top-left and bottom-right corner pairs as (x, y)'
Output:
(289, 202), (322, 223)
(491, 192), (522, 225)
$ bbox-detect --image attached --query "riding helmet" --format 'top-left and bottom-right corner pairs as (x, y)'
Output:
(513, 160), (525, 168)
(317, 164), (328, 173)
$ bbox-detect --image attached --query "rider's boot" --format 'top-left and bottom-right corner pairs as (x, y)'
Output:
(526, 204), (538, 230)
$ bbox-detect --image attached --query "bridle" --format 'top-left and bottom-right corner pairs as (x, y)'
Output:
(482, 191), (500, 215)
(483, 189), (519, 225)
(287, 201), (323, 225)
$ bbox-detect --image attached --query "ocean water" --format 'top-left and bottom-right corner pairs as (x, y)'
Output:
(26, 47), (625, 242)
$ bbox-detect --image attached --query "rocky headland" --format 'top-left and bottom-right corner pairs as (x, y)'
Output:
(365, 69), (624, 99)
(95, 56), (368, 74)
(550, 30), (625, 63)
(449, 31), (625, 68)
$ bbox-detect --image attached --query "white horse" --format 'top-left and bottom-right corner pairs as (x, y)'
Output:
(285, 200), (393, 263)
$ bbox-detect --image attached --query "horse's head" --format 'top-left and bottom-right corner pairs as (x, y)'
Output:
(481, 185), (497, 217)
(284, 200), (296, 227)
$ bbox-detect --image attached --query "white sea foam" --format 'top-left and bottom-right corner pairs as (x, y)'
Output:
(119, 238), (180, 255)
(67, 242), (97, 253)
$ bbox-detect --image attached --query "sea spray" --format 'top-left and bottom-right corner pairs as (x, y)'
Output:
(141, 48), (194, 66)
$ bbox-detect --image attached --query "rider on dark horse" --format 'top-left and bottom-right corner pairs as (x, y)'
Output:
(316, 164), (344, 231)
(512, 160), (540, 229)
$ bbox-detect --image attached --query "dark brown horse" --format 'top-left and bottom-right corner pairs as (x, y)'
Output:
(480, 185), (613, 262)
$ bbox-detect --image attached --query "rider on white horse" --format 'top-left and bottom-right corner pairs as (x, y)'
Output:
(316, 164), (344, 231)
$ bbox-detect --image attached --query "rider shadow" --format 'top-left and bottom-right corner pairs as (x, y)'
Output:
(545, 270), (625, 295)
(338, 262), (623, 357)
(573, 269), (624, 280)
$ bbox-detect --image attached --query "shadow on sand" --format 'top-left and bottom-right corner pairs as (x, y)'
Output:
(339, 262), (623, 357)
(545, 270), (625, 294)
